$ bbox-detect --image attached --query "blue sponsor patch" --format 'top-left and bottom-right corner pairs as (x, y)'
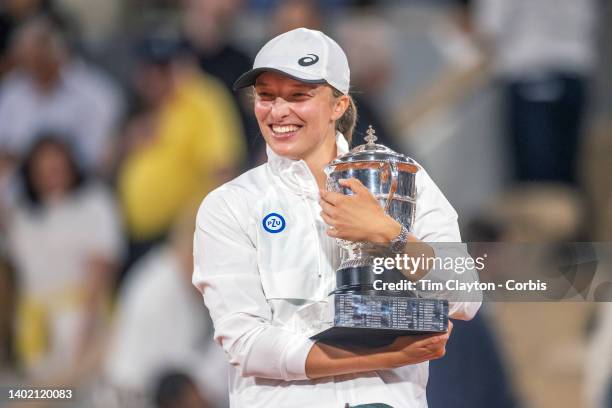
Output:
(262, 213), (286, 233)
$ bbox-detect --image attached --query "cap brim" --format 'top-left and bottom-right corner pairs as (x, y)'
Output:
(232, 67), (327, 91)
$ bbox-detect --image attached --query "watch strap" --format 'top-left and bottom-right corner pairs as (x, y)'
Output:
(389, 224), (409, 253)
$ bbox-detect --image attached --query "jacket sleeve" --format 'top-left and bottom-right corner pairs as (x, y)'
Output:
(412, 166), (482, 321)
(192, 187), (314, 380)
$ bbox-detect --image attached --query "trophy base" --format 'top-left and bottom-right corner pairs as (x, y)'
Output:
(309, 293), (449, 347)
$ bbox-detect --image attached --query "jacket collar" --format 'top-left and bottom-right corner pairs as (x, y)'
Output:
(266, 132), (350, 198)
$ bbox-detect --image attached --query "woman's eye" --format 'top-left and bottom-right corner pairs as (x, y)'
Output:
(257, 92), (274, 100)
(291, 92), (310, 100)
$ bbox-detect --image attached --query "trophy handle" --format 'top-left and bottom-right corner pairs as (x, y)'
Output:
(384, 161), (398, 214)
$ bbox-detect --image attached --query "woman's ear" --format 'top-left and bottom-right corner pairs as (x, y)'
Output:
(331, 94), (350, 121)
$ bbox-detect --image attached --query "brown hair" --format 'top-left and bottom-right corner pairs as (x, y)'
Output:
(332, 88), (357, 145)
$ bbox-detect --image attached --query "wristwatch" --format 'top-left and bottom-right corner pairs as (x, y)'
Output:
(388, 224), (410, 253)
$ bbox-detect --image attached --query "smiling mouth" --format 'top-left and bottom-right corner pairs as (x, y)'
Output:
(269, 124), (302, 137)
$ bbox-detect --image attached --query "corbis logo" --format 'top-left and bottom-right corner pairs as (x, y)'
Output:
(263, 213), (286, 233)
(298, 53), (319, 66)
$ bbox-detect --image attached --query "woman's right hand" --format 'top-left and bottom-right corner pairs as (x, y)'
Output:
(385, 320), (453, 368)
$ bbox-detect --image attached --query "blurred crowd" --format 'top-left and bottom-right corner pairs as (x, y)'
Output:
(0, 0), (610, 407)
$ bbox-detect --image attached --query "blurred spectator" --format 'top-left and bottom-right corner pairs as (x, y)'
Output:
(154, 371), (212, 408)
(181, 0), (262, 165)
(335, 13), (401, 149)
(0, 0), (68, 78)
(392, 0), (489, 138)
(587, 302), (612, 408)
(248, 0), (348, 12)
(118, 34), (245, 270)
(428, 208), (518, 408)
(0, 15), (124, 176)
(482, 183), (586, 242)
(182, 0), (248, 93)
(272, 0), (323, 35)
(428, 312), (518, 408)
(582, 120), (612, 240)
(0, 152), (15, 232)
(52, 0), (121, 49)
(474, 0), (597, 184)
(104, 212), (228, 407)
(0, 257), (16, 369)
(5, 136), (123, 379)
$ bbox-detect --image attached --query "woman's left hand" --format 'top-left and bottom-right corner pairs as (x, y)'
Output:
(319, 178), (402, 243)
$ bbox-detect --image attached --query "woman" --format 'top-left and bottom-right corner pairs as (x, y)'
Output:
(193, 28), (480, 407)
(7, 136), (123, 379)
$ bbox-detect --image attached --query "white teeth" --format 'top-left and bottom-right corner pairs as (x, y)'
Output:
(272, 125), (299, 133)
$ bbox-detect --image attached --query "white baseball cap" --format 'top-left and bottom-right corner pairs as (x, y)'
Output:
(233, 27), (350, 94)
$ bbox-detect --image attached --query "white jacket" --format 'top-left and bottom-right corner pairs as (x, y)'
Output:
(193, 133), (481, 408)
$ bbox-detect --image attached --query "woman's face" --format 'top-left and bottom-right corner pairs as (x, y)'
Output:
(31, 143), (75, 200)
(253, 71), (348, 161)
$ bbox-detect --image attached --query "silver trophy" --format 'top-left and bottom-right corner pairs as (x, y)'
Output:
(309, 126), (448, 346)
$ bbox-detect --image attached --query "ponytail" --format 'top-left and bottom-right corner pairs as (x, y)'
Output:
(332, 88), (357, 145)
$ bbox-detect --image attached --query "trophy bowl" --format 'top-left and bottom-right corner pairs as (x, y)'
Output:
(326, 126), (418, 257)
(325, 126), (418, 274)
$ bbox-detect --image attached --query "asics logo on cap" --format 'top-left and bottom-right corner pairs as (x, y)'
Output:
(298, 53), (319, 66)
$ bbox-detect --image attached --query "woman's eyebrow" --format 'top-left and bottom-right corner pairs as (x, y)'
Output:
(254, 82), (317, 92)
(289, 84), (317, 91)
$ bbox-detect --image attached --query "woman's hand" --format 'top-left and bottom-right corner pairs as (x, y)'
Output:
(319, 178), (401, 243)
(386, 320), (453, 368)
(306, 321), (453, 379)
(321, 178), (435, 279)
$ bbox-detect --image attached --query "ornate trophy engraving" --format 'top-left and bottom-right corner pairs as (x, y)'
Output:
(309, 126), (449, 346)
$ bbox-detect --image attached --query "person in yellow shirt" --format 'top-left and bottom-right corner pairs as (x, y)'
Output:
(119, 36), (246, 270)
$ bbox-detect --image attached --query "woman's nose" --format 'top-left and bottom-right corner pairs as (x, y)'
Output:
(269, 97), (291, 119)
